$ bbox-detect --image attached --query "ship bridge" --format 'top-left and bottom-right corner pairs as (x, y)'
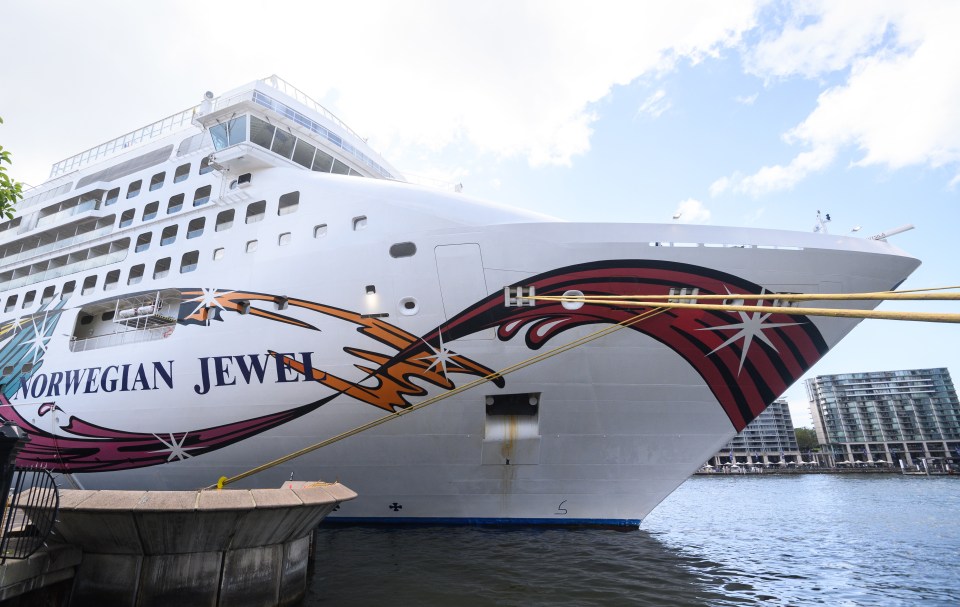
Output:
(190, 76), (402, 181)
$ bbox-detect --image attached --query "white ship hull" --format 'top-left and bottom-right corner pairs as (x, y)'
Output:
(0, 79), (920, 525)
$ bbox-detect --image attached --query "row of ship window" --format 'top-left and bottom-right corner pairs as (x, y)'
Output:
(127, 191), (300, 252)
(105, 158), (214, 205)
(0, 159), (214, 264)
(2, 228), (420, 321)
(1, 191), (301, 314)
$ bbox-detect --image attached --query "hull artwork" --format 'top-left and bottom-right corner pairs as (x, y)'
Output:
(0, 76), (919, 524)
(2, 260), (827, 473)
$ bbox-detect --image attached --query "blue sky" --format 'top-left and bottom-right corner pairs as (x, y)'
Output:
(2, 1), (958, 425)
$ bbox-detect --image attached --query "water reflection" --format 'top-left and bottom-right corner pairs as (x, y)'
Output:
(308, 526), (755, 606)
(306, 475), (960, 606)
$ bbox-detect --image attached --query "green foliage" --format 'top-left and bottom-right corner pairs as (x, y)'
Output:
(0, 116), (24, 220)
(795, 427), (819, 452)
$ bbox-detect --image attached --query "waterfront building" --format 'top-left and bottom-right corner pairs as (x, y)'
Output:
(805, 368), (960, 468)
(705, 399), (804, 468)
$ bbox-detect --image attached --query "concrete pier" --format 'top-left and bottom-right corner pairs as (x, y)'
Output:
(3, 481), (355, 606)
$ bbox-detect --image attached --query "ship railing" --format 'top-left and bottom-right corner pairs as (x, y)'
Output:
(0, 223), (114, 267)
(15, 180), (74, 213)
(69, 323), (174, 353)
(48, 107), (198, 179)
(0, 246), (128, 292)
(0, 467), (59, 564)
(256, 75), (364, 144)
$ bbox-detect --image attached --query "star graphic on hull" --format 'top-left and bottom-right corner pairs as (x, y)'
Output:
(698, 291), (801, 374)
(151, 433), (196, 462)
(25, 314), (54, 363)
(185, 288), (236, 318)
(416, 330), (456, 377)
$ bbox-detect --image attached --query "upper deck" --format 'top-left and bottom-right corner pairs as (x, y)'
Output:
(45, 75), (401, 182)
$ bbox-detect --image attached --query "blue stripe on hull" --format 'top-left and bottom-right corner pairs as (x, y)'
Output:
(324, 516), (643, 529)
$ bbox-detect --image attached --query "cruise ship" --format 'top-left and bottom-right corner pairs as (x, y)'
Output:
(0, 76), (920, 525)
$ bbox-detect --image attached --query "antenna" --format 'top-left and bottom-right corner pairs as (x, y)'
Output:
(813, 210), (832, 234)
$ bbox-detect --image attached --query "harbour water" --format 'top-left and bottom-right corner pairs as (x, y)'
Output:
(308, 474), (960, 606)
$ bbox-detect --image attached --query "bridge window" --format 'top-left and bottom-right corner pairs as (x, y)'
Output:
(250, 116), (275, 148)
(210, 115), (247, 150)
(292, 140), (316, 168)
(313, 149), (334, 173)
(331, 159), (350, 175)
(271, 129), (295, 159)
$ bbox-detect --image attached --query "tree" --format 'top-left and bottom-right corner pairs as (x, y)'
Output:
(0, 116), (24, 220)
(795, 427), (819, 452)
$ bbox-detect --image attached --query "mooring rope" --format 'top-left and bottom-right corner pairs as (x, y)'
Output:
(212, 284), (960, 488)
(527, 287), (960, 324)
(211, 306), (667, 489)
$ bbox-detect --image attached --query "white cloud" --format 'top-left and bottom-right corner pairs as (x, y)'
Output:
(719, 1), (960, 195)
(637, 90), (671, 118)
(745, 0), (905, 79)
(712, 145), (837, 197)
(1, 1), (763, 185)
(673, 198), (711, 223)
(735, 93), (758, 105)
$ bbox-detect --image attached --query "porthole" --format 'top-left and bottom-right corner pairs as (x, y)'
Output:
(561, 290), (585, 311)
(389, 242), (417, 258)
(399, 297), (419, 316)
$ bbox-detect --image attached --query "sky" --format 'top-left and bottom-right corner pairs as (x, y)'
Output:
(2, 1), (958, 427)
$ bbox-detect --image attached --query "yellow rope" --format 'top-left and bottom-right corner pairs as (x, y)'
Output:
(524, 296), (960, 323)
(212, 307), (667, 489)
(532, 286), (960, 302)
